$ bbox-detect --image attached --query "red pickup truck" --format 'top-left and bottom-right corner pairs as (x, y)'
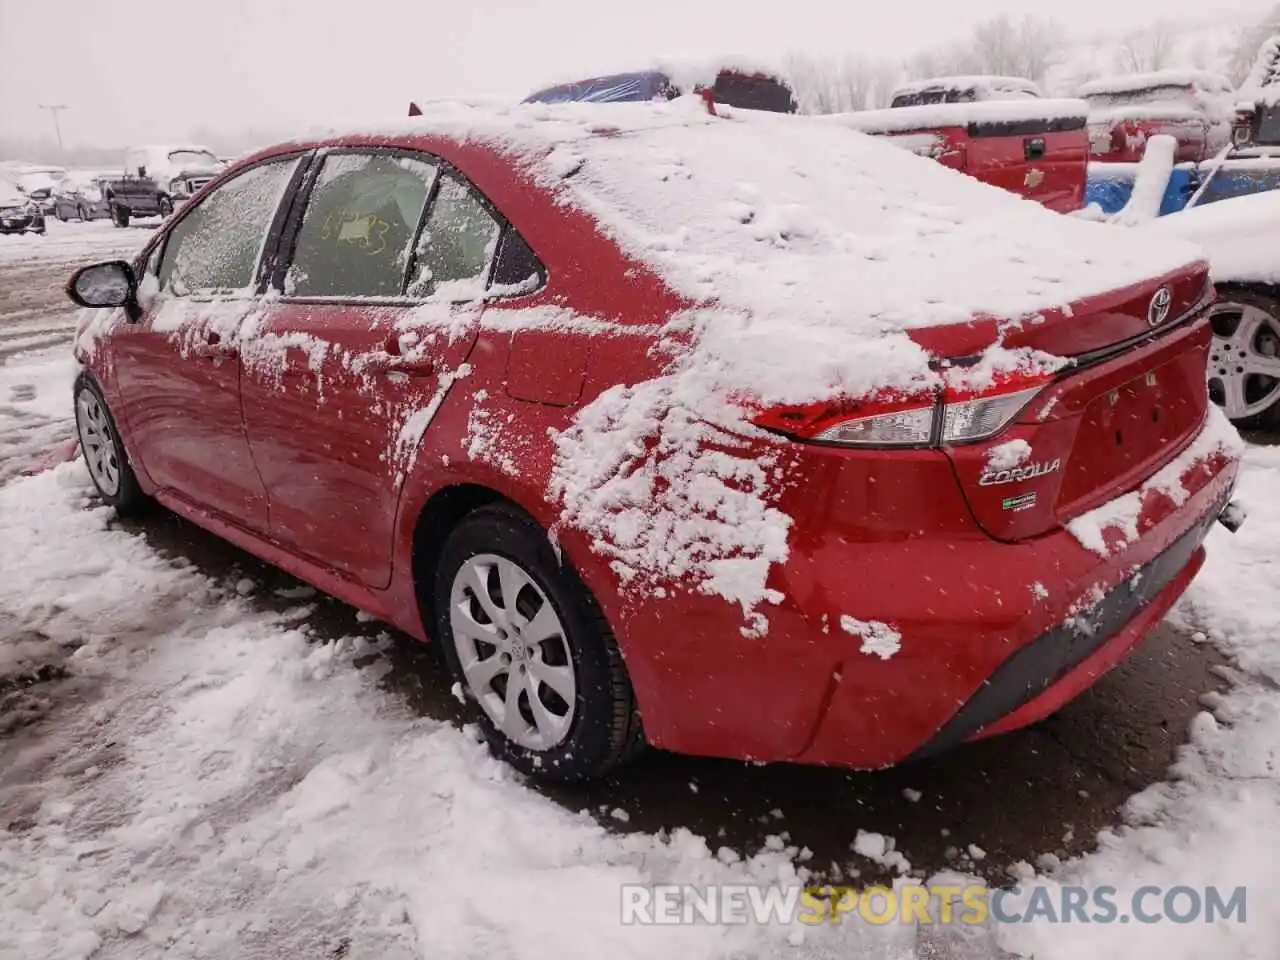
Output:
(1078, 70), (1236, 164)
(829, 96), (1091, 212)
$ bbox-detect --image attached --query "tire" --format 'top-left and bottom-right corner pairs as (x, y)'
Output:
(55, 206), (67, 222)
(73, 374), (147, 515)
(110, 203), (130, 228)
(1207, 288), (1280, 430)
(157, 196), (173, 217)
(432, 504), (643, 781)
(77, 204), (88, 222)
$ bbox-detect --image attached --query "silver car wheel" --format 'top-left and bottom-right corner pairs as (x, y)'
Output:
(75, 390), (121, 497)
(1209, 300), (1280, 422)
(449, 552), (576, 751)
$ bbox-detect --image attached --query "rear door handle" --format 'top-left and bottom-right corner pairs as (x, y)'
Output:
(363, 335), (437, 377)
(191, 330), (237, 361)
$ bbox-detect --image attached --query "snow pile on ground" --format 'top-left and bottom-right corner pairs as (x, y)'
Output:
(0, 220), (150, 267)
(996, 442), (1280, 959)
(0, 462), (912, 960)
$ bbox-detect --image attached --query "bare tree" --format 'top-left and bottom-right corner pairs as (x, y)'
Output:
(1113, 21), (1178, 74)
(1226, 3), (1280, 85)
(785, 52), (900, 114)
(904, 14), (1060, 85)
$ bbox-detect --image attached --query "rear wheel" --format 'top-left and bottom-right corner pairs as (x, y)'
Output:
(77, 204), (88, 222)
(1208, 290), (1280, 428)
(109, 202), (130, 228)
(157, 196), (173, 217)
(432, 504), (643, 781)
(73, 375), (146, 514)
(55, 206), (67, 222)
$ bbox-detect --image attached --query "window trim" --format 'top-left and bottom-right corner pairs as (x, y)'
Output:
(139, 150), (314, 304)
(271, 146), (546, 307)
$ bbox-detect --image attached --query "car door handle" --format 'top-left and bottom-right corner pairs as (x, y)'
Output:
(361, 336), (437, 377)
(191, 331), (237, 361)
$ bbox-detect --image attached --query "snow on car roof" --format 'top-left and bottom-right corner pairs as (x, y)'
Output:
(821, 97), (1087, 135)
(1150, 189), (1280, 286)
(326, 99), (1202, 394)
(1077, 70), (1235, 98)
(892, 75), (1041, 96)
(304, 98), (1208, 620)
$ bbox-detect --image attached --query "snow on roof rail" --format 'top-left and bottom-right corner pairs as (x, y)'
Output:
(827, 98), (1087, 135)
(1076, 69), (1234, 98)
(892, 75), (1040, 97)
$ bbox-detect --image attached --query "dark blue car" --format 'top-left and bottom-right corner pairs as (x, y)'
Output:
(523, 68), (796, 113)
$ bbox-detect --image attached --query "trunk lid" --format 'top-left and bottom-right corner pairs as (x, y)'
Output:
(913, 265), (1214, 542)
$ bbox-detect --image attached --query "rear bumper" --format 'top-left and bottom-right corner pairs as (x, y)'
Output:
(905, 500), (1217, 760)
(791, 410), (1240, 768)
(625, 409), (1241, 769)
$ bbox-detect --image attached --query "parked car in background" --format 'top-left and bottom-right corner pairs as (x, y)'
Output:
(889, 75), (1042, 107)
(102, 145), (224, 226)
(15, 167), (67, 215)
(53, 171), (113, 221)
(0, 179), (46, 235)
(829, 96), (1091, 211)
(522, 62), (797, 112)
(66, 100), (1241, 783)
(1078, 70), (1235, 164)
(1232, 35), (1280, 152)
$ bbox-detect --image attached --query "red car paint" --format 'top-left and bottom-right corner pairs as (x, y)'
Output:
(835, 99), (1091, 212)
(1080, 73), (1236, 164)
(74, 130), (1238, 770)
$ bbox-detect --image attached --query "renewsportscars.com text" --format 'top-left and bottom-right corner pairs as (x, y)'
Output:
(620, 883), (1247, 926)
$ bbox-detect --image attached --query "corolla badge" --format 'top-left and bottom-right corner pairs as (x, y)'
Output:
(1147, 287), (1173, 327)
(979, 459), (1062, 487)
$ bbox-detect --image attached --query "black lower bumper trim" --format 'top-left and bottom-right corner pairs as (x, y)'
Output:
(906, 505), (1221, 762)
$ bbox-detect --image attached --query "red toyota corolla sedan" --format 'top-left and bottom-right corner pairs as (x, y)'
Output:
(67, 99), (1243, 781)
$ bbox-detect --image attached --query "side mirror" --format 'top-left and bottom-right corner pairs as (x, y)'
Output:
(67, 261), (140, 319)
(137, 165), (147, 177)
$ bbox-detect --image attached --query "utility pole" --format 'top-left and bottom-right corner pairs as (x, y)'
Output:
(37, 104), (68, 150)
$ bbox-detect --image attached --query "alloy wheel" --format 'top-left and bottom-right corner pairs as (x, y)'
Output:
(1208, 301), (1280, 422)
(449, 553), (576, 751)
(75, 390), (121, 497)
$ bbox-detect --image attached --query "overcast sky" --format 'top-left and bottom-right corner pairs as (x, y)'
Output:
(0, 0), (1268, 148)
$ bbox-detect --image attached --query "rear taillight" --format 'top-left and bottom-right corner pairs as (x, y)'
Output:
(753, 376), (1048, 448)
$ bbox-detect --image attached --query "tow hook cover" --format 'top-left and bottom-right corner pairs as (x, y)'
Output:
(1218, 499), (1247, 533)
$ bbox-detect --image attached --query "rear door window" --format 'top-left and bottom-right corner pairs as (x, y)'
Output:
(157, 156), (300, 297)
(406, 173), (502, 300)
(285, 153), (439, 299)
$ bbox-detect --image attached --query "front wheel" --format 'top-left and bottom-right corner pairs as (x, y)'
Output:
(109, 203), (130, 228)
(55, 206), (67, 222)
(73, 375), (147, 514)
(157, 196), (173, 217)
(1208, 290), (1280, 429)
(432, 504), (643, 781)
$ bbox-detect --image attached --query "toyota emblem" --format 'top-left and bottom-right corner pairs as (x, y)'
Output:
(1148, 287), (1173, 327)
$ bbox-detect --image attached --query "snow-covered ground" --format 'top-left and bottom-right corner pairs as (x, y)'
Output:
(0, 227), (1278, 959)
